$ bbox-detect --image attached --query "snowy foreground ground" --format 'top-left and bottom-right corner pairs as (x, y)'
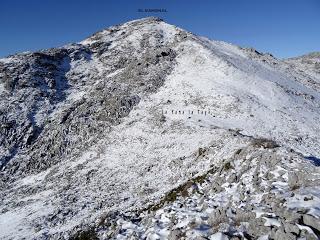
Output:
(0, 17), (320, 239)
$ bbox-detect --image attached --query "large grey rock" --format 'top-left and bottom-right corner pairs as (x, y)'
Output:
(273, 227), (296, 240)
(168, 229), (185, 240)
(247, 218), (271, 237)
(303, 214), (320, 232)
(282, 211), (301, 223)
(208, 208), (228, 227)
(283, 222), (300, 235)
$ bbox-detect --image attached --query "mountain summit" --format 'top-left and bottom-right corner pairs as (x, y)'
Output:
(0, 17), (320, 239)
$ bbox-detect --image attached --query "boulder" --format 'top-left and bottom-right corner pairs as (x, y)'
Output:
(303, 214), (320, 232)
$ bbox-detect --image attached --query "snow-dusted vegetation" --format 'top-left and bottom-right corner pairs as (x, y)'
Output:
(0, 17), (319, 239)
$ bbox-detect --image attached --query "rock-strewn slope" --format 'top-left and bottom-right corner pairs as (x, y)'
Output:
(285, 52), (320, 81)
(0, 17), (319, 239)
(0, 17), (177, 177)
(97, 137), (320, 240)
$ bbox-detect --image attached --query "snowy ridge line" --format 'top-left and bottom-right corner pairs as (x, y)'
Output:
(1, 17), (320, 239)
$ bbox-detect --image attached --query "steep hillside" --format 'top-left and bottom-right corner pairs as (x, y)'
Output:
(285, 52), (320, 87)
(0, 17), (319, 239)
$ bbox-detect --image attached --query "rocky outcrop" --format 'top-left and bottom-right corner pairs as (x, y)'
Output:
(94, 140), (320, 239)
(0, 17), (178, 180)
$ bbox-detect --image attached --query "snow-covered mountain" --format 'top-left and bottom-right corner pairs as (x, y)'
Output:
(0, 17), (319, 239)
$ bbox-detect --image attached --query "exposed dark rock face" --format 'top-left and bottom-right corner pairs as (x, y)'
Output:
(0, 17), (178, 179)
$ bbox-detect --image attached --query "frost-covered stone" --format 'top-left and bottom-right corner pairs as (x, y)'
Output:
(283, 222), (300, 235)
(273, 227), (296, 240)
(302, 214), (320, 232)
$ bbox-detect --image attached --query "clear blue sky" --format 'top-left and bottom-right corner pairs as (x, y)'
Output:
(1, 0), (319, 59)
